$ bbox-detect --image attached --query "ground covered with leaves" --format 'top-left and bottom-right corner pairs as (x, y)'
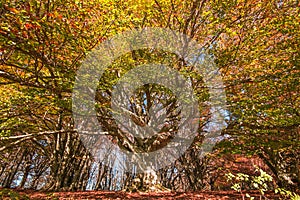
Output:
(0, 188), (285, 200)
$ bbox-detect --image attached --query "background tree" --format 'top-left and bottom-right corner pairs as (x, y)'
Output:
(213, 0), (299, 190)
(0, 0), (112, 190)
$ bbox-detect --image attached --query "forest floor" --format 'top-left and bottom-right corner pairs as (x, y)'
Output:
(0, 189), (283, 200)
(0, 155), (294, 199)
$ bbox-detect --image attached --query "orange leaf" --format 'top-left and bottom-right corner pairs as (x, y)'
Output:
(8, 7), (19, 14)
(24, 23), (33, 29)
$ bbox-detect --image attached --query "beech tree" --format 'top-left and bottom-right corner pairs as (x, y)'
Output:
(0, 0), (298, 192)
